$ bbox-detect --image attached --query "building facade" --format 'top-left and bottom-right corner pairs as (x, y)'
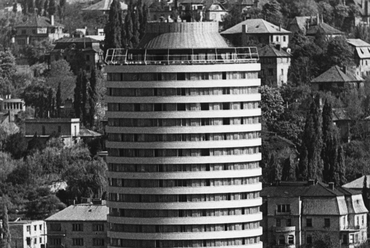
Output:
(9, 220), (47, 248)
(347, 38), (370, 78)
(46, 201), (108, 248)
(105, 22), (263, 248)
(261, 181), (368, 248)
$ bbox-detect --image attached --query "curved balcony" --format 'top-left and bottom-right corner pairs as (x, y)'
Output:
(107, 153), (262, 164)
(106, 124), (261, 134)
(107, 227), (262, 240)
(106, 94), (261, 104)
(108, 212), (262, 225)
(108, 242), (263, 248)
(106, 109), (261, 119)
(106, 139), (261, 149)
(107, 182), (262, 195)
(107, 197), (262, 210)
(107, 168), (262, 180)
(106, 78), (261, 88)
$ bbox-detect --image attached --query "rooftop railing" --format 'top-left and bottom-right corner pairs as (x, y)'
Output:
(105, 47), (259, 65)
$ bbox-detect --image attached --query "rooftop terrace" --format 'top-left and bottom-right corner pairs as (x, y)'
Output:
(105, 47), (259, 65)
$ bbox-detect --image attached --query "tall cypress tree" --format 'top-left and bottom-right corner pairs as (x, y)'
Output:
(81, 71), (89, 126)
(335, 145), (346, 185)
(74, 70), (83, 119)
(1, 199), (11, 248)
(363, 176), (369, 210)
(48, 0), (56, 16)
(47, 87), (54, 117)
(88, 69), (98, 128)
(125, 0), (134, 48)
(322, 100), (339, 183)
(56, 82), (61, 118)
(104, 0), (125, 52)
(298, 96), (323, 181)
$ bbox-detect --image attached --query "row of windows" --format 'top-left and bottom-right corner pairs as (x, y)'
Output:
(109, 147), (260, 157)
(110, 222), (260, 233)
(107, 102), (259, 112)
(49, 223), (104, 232)
(108, 162), (260, 172)
(108, 132), (260, 142)
(107, 72), (258, 82)
(109, 192), (260, 203)
(110, 237), (260, 247)
(49, 238), (105, 246)
(108, 177), (259, 187)
(108, 87), (259, 97)
(110, 207), (259, 218)
(108, 117), (260, 127)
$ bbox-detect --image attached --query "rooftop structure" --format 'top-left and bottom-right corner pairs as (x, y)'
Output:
(105, 21), (263, 248)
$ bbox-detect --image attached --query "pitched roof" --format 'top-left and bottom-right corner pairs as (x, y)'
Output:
(311, 65), (361, 83)
(306, 22), (343, 36)
(82, 0), (127, 11)
(289, 16), (311, 31)
(15, 15), (62, 28)
(258, 45), (290, 57)
(46, 202), (108, 221)
(332, 108), (349, 121)
(343, 175), (370, 189)
(221, 19), (290, 35)
(347, 38), (370, 47)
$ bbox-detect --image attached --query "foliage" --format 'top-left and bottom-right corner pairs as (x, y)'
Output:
(261, 0), (283, 26)
(290, 0), (318, 16)
(324, 36), (354, 70)
(222, 3), (245, 31)
(318, 1), (334, 25)
(23, 40), (53, 65)
(4, 133), (28, 159)
(0, 198), (11, 248)
(22, 80), (54, 118)
(260, 85), (284, 131)
(46, 59), (75, 101)
(104, 0), (125, 51)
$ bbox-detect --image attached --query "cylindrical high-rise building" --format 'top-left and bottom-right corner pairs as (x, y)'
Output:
(105, 22), (262, 248)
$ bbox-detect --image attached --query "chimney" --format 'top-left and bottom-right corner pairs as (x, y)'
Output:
(51, 15), (54, 26)
(342, 66), (347, 74)
(317, 14), (320, 24)
(242, 24), (248, 46)
(328, 182), (335, 190)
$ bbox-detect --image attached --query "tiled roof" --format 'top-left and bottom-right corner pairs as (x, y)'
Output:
(306, 22), (343, 36)
(302, 197), (347, 215)
(347, 38), (370, 47)
(46, 202), (108, 221)
(258, 45), (290, 57)
(311, 65), (361, 83)
(82, 0), (127, 11)
(221, 19), (290, 35)
(332, 108), (349, 121)
(343, 175), (370, 189)
(79, 128), (102, 138)
(288, 16), (311, 32)
(15, 15), (62, 28)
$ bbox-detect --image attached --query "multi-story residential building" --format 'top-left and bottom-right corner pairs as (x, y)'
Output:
(13, 15), (68, 49)
(50, 37), (103, 72)
(221, 19), (291, 48)
(261, 181), (368, 248)
(105, 21), (263, 248)
(258, 44), (291, 87)
(310, 65), (363, 94)
(45, 200), (108, 248)
(9, 220), (47, 248)
(347, 38), (370, 78)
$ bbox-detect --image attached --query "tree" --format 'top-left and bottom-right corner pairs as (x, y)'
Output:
(22, 81), (52, 118)
(318, 1), (334, 25)
(74, 70), (85, 120)
(298, 96), (323, 181)
(262, 0), (283, 26)
(56, 82), (61, 117)
(104, 0), (125, 52)
(47, 59), (75, 101)
(334, 4), (349, 29)
(0, 51), (16, 80)
(88, 69), (98, 127)
(4, 133), (28, 160)
(48, 0), (56, 16)
(81, 71), (89, 126)
(291, 0), (318, 16)
(260, 85), (284, 131)
(222, 3), (245, 31)
(363, 176), (369, 210)
(324, 36), (354, 70)
(0, 198), (11, 248)
(335, 145), (346, 185)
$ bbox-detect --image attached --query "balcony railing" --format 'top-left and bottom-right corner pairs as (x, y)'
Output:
(105, 47), (259, 65)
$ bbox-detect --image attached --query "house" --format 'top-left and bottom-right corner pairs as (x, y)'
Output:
(82, 0), (127, 14)
(25, 118), (81, 146)
(9, 219), (47, 248)
(221, 18), (291, 47)
(45, 200), (108, 248)
(310, 65), (364, 93)
(50, 37), (103, 72)
(288, 16), (315, 34)
(204, 2), (227, 22)
(261, 181), (368, 248)
(305, 17), (344, 39)
(347, 38), (370, 78)
(258, 44), (291, 87)
(14, 15), (69, 49)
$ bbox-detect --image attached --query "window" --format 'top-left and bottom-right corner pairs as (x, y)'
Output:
(286, 219), (292, 226)
(307, 235), (312, 244)
(307, 218), (312, 227)
(72, 238), (84, 246)
(86, 55), (90, 61)
(277, 204), (290, 213)
(278, 235), (285, 245)
(34, 225), (37, 231)
(27, 225), (31, 233)
(342, 234), (348, 244)
(93, 238), (105, 246)
(50, 238), (61, 245)
(349, 234), (354, 244)
(39, 238), (42, 243)
(39, 224), (42, 230)
(276, 219), (281, 227)
(92, 224), (104, 231)
(58, 126), (61, 133)
(50, 223), (61, 231)
(324, 218), (330, 227)
(42, 126), (45, 135)
(268, 68), (273, 76)
(72, 223), (83, 231)
(281, 69), (284, 75)
(288, 235), (294, 244)
(283, 36), (286, 42)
